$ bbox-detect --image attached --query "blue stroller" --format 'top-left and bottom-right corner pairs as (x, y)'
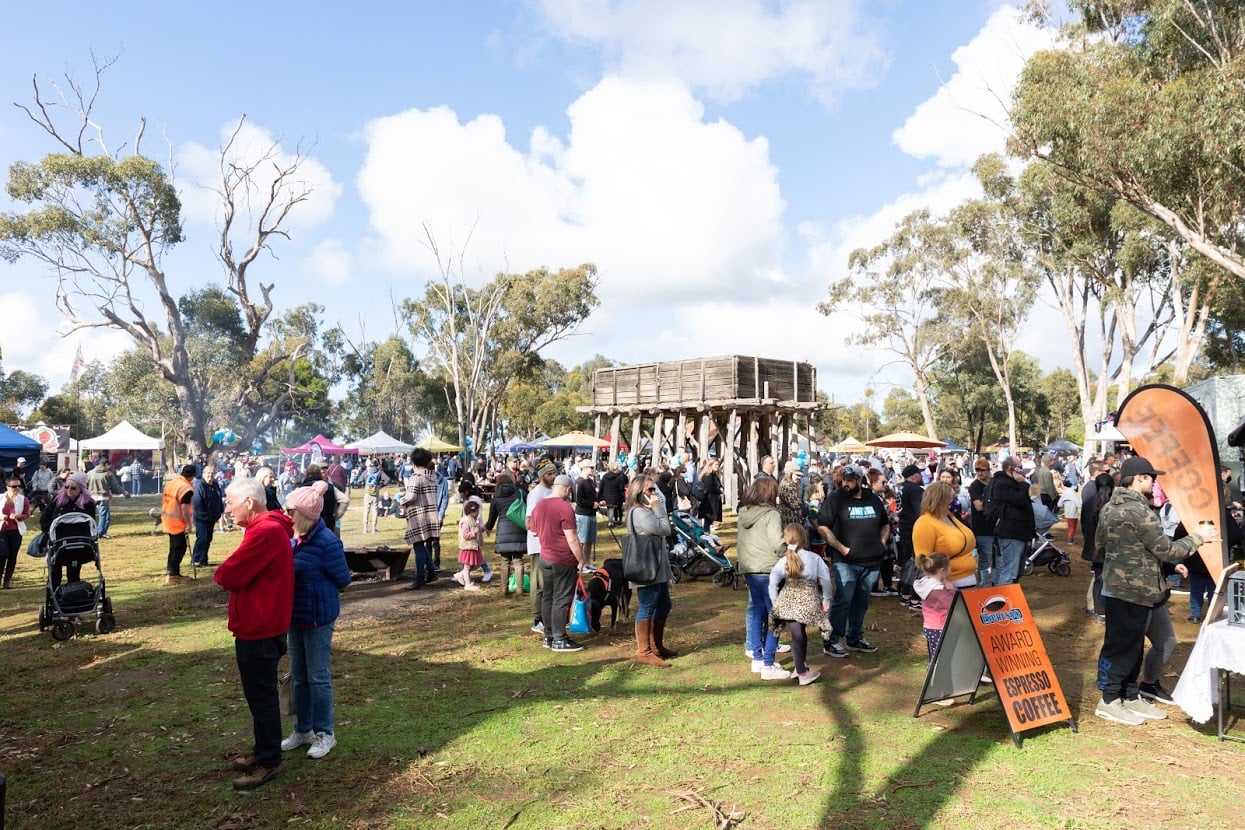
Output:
(668, 510), (738, 589)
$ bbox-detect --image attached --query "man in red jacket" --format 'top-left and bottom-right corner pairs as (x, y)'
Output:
(215, 476), (295, 790)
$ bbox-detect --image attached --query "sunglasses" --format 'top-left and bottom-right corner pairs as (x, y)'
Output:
(6, 484), (19, 489)
(645, 487), (657, 493)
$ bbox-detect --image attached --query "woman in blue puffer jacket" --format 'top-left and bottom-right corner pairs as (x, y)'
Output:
(280, 481), (352, 760)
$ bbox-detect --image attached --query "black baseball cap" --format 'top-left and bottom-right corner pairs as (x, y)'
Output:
(1121, 456), (1165, 478)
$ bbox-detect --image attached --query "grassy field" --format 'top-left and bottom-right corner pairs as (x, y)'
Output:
(0, 495), (1241, 830)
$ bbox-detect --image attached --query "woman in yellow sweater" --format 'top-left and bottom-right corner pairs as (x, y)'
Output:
(912, 481), (978, 589)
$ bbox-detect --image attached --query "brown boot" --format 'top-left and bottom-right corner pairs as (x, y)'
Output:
(634, 619), (669, 667)
(500, 559), (513, 597)
(514, 559), (526, 595)
(652, 617), (678, 659)
(232, 760), (284, 790)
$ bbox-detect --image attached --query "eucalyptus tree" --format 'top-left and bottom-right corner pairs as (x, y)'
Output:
(1011, 1), (1245, 281)
(0, 58), (324, 455)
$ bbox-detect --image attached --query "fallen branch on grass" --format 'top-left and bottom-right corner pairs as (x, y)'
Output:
(667, 787), (745, 829)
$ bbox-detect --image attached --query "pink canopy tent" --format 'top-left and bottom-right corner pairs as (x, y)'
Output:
(279, 434), (359, 455)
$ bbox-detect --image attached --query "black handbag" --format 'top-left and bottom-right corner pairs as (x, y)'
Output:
(621, 511), (664, 584)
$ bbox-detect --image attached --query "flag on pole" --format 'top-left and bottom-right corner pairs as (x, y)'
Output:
(70, 344), (84, 383)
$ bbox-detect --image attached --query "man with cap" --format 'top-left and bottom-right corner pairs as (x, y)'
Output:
(86, 459), (129, 539)
(525, 457), (558, 635)
(362, 459), (389, 533)
(816, 464), (890, 658)
(1094, 456), (1218, 725)
(161, 465), (197, 584)
(530, 473), (588, 652)
(896, 464), (925, 606)
(968, 458), (995, 586)
(573, 459), (603, 569)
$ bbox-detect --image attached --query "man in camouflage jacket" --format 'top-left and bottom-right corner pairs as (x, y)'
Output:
(1093, 456), (1219, 725)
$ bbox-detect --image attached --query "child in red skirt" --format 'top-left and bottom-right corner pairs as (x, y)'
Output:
(456, 497), (485, 591)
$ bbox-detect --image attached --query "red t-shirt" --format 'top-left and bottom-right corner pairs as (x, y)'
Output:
(532, 496), (577, 567)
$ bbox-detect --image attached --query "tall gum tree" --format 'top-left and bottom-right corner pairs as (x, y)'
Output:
(0, 59), (323, 456)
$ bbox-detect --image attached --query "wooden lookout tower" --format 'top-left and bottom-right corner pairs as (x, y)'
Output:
(579, 356), (829, 510)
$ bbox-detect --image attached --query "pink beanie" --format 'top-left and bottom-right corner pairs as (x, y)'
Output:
(67, 472), (89, 490)
(286, 480), (327, 520)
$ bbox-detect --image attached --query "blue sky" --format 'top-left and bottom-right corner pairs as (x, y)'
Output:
(1, 1), (1064, 417)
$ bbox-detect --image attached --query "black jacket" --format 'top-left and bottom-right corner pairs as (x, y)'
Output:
(485, 482), (528, 554)
(989, 471), (1035, 541)
(598, 470), (626, 507)
(898, 480), (924, 530)
(574, 477), (599, 516)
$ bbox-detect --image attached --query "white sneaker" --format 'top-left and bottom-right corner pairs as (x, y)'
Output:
(281, 729), (315, 751)
(761, 665), (792, 681)
(452, 571), (466, 586)
(481, 572), (494, 583)
(797, 670), (821, 686)
(750, 659), (764, 673)
(463, 581), (481, 591)
(307, 731), (336, 759)
(1123, 697), (1167, 720)
(1094, 697), (1144, 725)
(776, 643), (792, 654)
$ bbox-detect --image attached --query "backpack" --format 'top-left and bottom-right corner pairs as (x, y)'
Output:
(332, 484), (350, 519)
(692, 478), (708, 502)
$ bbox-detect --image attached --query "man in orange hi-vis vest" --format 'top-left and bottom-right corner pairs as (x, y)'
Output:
(162, 464), (196, 584)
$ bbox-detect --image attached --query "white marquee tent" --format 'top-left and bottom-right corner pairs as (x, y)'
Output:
(345, 430), (415, 454)
(78, 420), (165, 451)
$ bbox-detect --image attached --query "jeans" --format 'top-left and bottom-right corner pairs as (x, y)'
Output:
(828, 562), (879, 643)
(167, 532), (188, 576)
(235, 634), (287, 768)
(745, 574), (778, 665)
(635, 583), (672, 622)
(994, 537), (1025, 586)
(410, 539), (435, 583)
(1097, 596), (1149, 702)
(1189, 573), (1215, 620)
(96, 499), (111, 537)
(975, 535), (994, 587)
(540, 560), (578, 640)
(743, 591), (757, 653)
(192, 520), (215, 565)
(289, 623), (336, 735)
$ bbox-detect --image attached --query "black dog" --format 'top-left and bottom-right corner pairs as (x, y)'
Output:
(588, 558), (631, 632)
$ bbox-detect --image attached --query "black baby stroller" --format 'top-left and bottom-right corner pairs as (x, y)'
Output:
(1020, 532), (1072, 578)
(668, 510), (738, 589)
(38, 514), (116, 640)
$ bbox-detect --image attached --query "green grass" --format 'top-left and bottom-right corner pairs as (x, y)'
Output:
(0, 497), (1240, 829)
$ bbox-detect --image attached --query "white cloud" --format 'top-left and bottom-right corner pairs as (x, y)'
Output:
(0, 290), (131, 393)
(176, 120), (341, 231)
(532, 0), (888, 104)
(308, 239), (354, 286)
(891, 5), (1057, 168)
(357, 76), (787, 305)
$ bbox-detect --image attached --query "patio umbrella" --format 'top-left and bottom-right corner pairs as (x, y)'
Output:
(539, 431), (611, 449)
(415, 436), (464, 452)
(866, 431), (947, 449)
(827, 436), (870, 454)
(1043, 438), (1082, 453)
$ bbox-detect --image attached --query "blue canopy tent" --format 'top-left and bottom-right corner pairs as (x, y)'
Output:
(0, 423), (43, 484)
(937, 441), (970, 454)
(496, 437), (539, 453)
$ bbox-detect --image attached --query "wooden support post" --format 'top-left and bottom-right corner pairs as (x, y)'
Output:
(746, 413), (759, 482)
(631, 415), (643, 469)
(610, 413), (621, 465)
(653, 413), (665, 464)
(724, 408), (738, 512)
(677, 412), (688, 465)
(698, 412), (710, 466)
(593, 413), (603, 466)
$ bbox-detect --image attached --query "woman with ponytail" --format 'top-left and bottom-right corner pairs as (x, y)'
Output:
(768, 523), (832, 686)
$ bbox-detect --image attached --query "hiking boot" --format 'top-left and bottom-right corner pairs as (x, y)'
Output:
(1094, 698), (1144, 725)
(823, 642), (849, 659)
(233, 761), (284, 790)
(760, 665), (792, 681)
(550, 638), (584, 653)
(1123, 697), (1167, 720)
(280, 729), (314, 752)
(164, 574), (188, 585)
(1138, 681), (1175, 704)
(307, 732), (336, 759)
(846, 638), (878, 653)
(230, 753), (258, 773)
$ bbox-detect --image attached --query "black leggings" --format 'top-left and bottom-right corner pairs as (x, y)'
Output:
(0, 530), (21, 583)
(787, 622), (809, 674)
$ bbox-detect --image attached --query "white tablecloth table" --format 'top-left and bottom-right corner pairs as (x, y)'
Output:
(1172, 618), (1245, 737)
